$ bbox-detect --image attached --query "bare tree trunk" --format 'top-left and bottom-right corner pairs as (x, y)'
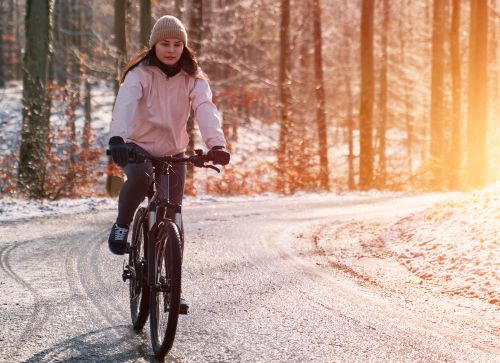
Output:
(0, 3), (4, 88)
(114, 0), (127, 94)
(449, 0), (461, 189)
(140, 0), (151, 48)
(277, 0), (291, 193)
(14, 1), (23, 79)
(429, 0), (446, 189)
(491, 0), (499, 114)
(294, 13), (313, 190)
(346, 73), (355, 191)
(174, 0), (184, 19)
(81, 0), (93, 150)
(53, 0), (68, 85)
(359, 0), (374, 190)
(82, 81), (92, 149)
(377, 0), (389, 186)
(404, 85), (413, 175)
(185, 0), (202, 194)
(107, 0), (128, 196)
(420, 0), (432, 165)
(311, 0), (329, 191)
(341, 0), (355, 191)
(467, 0), (488, 188)
(188, 0), (203, 52)
(401, 0), (413, 177)
(67, 0), (81, 149)
(18, 0), (52, 198)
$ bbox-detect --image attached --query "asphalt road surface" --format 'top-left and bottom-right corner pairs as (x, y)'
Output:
(1, 194), (498, 362)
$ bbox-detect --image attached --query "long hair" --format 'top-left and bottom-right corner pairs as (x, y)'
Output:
(119, 45), (208, 84)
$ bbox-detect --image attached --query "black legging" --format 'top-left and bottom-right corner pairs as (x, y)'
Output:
(116, 144), (186, 226)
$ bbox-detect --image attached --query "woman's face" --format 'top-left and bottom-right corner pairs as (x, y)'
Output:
(155, 38), (184, 66)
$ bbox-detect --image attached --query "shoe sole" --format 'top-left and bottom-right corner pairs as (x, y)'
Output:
(108, 241), (127, 255)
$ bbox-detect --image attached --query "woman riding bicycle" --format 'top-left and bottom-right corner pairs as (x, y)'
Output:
(107, 15), (230, 309)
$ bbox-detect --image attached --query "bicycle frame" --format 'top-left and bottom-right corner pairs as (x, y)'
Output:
(122, 148), (217, 285)
(144, 160), (184, 288)
(147, 160), (182, 231)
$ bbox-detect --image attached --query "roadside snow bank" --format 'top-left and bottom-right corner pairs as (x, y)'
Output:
(0, 197), (117, 222)
(0, 194), (285, 222)
(382, 182), (500, 305)
(0, 191), (391, 223)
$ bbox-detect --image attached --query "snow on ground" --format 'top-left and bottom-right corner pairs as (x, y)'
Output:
(305, 182), (500, 306)
(381, 181), (500, 305)
(0, 190), (392, 222)
(0, 196), (117, 222)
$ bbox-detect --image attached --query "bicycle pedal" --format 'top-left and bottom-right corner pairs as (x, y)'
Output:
(179, 298), (189, 315)
(122, 262), (132, 281)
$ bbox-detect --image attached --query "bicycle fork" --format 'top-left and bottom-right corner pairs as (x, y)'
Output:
(147, 201), (158, 288)
(146, 201), (183, 288)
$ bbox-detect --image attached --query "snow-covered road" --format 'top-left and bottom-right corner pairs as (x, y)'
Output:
(0, 194), (498, 362)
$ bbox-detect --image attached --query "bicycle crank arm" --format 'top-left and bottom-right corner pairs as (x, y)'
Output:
(153, 283), (172, 293)
(122, 263), (136, 281)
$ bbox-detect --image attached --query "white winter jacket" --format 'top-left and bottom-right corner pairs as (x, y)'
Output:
(109, 63), (226, 157)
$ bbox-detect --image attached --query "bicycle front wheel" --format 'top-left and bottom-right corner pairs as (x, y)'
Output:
(149, 221), (182, 359)
(129, 207), (149, 332)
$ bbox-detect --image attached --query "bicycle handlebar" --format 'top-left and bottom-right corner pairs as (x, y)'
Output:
(106, 147), (220, 173)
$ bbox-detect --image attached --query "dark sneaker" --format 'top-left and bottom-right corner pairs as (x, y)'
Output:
(108, 223), (129, 255)
(179, 296), (189, 315)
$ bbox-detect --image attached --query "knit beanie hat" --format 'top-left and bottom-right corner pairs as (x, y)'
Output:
(149, 15), (188, 47)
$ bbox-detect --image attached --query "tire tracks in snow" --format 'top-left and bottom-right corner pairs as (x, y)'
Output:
(0, 240), (49, 351)
(74, 228), (126, 334)
(64, 229), (116, 329)
(69, 227), (152, 359)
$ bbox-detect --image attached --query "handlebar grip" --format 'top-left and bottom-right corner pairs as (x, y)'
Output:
(106, 146), (138, 166)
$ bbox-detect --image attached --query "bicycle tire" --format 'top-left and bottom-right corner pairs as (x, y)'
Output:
(149, 221), (182, 359)
(129, 207), (149, 332)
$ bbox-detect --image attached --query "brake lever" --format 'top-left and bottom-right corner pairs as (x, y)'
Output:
(192, 158), (205, 168)
(204, 165), (220, 173)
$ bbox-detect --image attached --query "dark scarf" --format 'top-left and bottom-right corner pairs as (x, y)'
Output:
(150, 52), (181, 78)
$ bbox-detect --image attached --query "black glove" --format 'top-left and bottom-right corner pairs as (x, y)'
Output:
(109, 136), (129, 167)
(207, 146), (230, 165)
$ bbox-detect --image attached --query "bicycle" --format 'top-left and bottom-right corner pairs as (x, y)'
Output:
(108, 147), (220, 359)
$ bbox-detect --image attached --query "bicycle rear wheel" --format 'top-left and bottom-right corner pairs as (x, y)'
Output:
(149, 221), (182, 359)
(129, 207), (149, 332)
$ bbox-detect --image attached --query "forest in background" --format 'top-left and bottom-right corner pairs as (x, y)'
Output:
(0, 0), (498, 199)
